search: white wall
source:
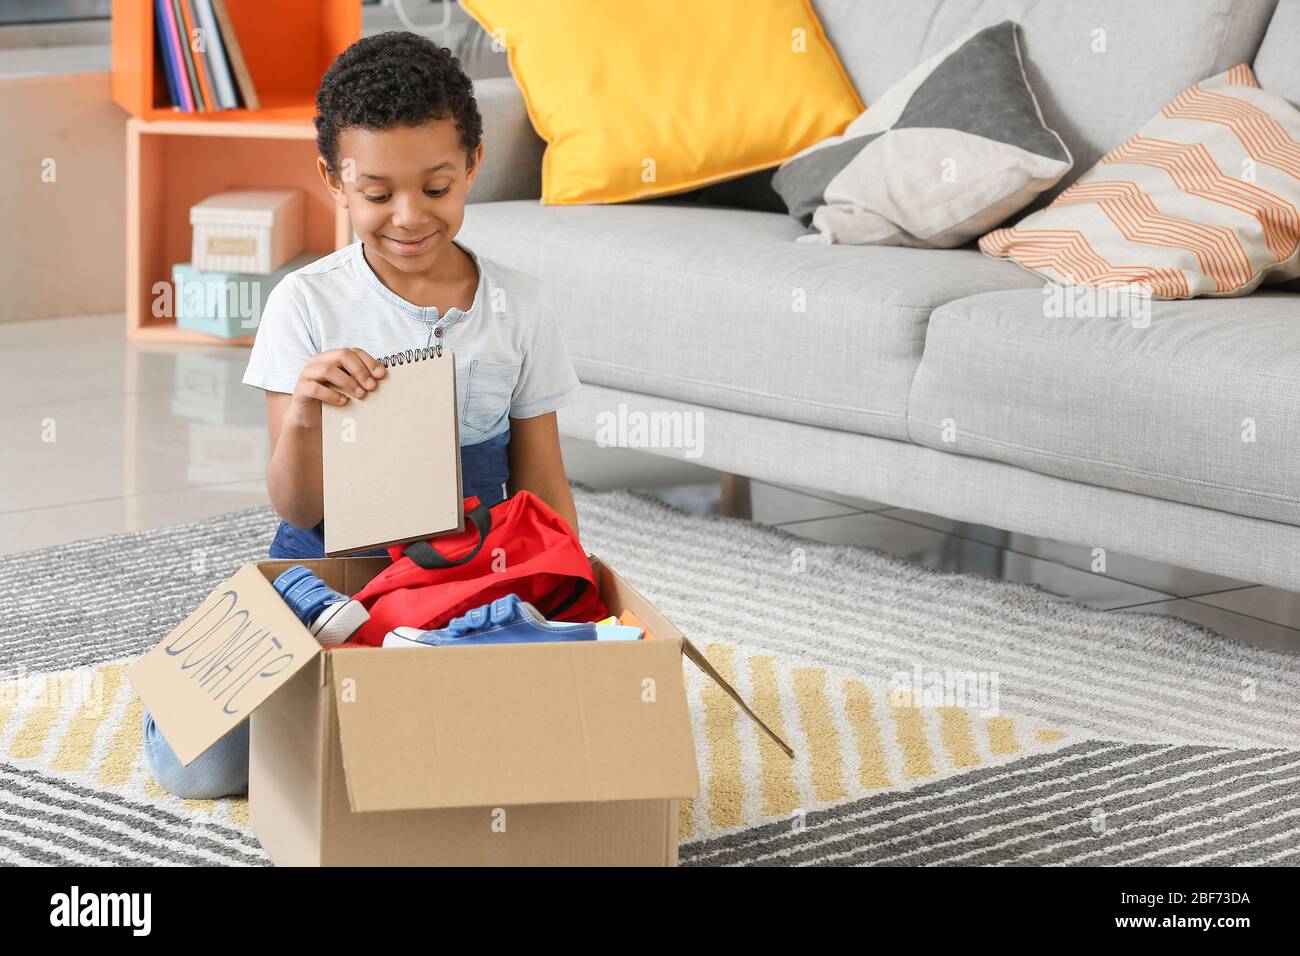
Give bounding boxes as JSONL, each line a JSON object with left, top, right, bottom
{"left": 0, "top": 71, "right": 126, "bottom": 323}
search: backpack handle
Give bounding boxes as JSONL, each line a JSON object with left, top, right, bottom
{"left": 403, "top": 501, "right": 494, "bottom": 569}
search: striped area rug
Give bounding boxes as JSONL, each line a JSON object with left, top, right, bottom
{"left": 677, "top": 642, "right": 1075, "bottom": 844}
{"left": 1, "top": 484, "right": 1298, "bottom": 865}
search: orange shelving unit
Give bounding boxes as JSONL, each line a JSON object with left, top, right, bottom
{"left": 126, "top": 118, "right": 353, "bottom": 343}
{"left": 111, "top": 0, "right": 361, "bottom": 122}
{"left": 114, "top": 1, "right": 360, "bottom": 343}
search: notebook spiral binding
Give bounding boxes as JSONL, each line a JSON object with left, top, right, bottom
{"left": 378, "top": 345, "right": 444, "bottom": 367}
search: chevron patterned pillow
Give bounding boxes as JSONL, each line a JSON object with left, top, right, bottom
{"left": 772, "top": 20, "right": 1072, "bottom": 248}
{"left": 981, "top": 64, "right": 1300, "bottom": 298}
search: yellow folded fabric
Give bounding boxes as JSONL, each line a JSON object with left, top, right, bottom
{"left": 462, "top": 0, "right": 863, "bottom": 204}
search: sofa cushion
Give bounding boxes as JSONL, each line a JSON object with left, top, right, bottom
{"left": 1255, "top": 0, "right": 1300, "bottom": 108}
{"left": 907, "top": 288, "right": 1300, "bottom": 524}
{"left": 774, "top": 21, "right": 1073, "bottom": 248}
{"left": 812, "top": 0, "right": 1279, "bottom": 204}
{"left": 459, "top": 201, "right": 1042, "bottom": 439}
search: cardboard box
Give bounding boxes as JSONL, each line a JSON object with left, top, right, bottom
{"left": 128, "top": 554, "right": 788, "bottom": 866}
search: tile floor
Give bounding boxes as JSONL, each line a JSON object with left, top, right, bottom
{"left": 3, "top": 314, "right": 1298, "bottom": 655}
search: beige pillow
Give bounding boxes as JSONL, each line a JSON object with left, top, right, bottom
{"left": 981, "top": 65, "right": 1300, "bottom": 298}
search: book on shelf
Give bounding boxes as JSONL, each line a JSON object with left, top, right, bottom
{"left": 155, "top": 0, "right": 194, "bottom": 112}
{"left": 152, "top": 0, "right": 258, "bottom": 112}
{"left": 210, "top": 0, "right": 260, "bottom": 111}
{"left": 194, "top": 0, "right": 239, "bottom": 109}
{"left": 170, "top": 0, "right": 204, "bottom": 111}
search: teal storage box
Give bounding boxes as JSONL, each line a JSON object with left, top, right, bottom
{"left": 173, "top": 253, "right": 316, "bottom": 338}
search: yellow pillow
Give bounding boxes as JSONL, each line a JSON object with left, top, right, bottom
{"left": 462, "top": 0, "right": 864, "bottom": 205}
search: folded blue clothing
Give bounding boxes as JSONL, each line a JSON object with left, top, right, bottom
{"left": 383, "top": 593, "right": 598, "bottom": 648}
{"left": 594, "top": 623, "right": 644, "bottom": 641}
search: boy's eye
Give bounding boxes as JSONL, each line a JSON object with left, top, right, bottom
{"left": 360, "top": 188, "right": 448, "bottom": 202}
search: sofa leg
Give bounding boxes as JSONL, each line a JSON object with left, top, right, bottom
{"left": 720, "top": 473, "right": 752, "bottom": 520}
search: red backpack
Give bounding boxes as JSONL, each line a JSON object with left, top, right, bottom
{"left": 349, "top": 491, "right": 608, "bottom": 646}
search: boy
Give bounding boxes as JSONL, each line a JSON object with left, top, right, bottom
{"left": 141, "top": 31, "right": 582, "bottom": 798}
{"left": 252, "top": 29, "right": 581, "bottom": 557}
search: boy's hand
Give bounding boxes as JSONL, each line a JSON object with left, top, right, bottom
{"left": 288, "top": 348, "right": 386, "bottom": 428}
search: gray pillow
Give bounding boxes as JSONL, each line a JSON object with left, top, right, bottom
{"left": 773, "top": 21, "right": 1072, "bottom": 247}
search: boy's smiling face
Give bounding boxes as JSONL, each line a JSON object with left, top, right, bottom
{"left": 319, "top": 117, "right": 484, "bottom": 276}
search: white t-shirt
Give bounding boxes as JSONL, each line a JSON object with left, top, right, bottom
{"left": 242, "top": 239, "right": 582, "bottom": 445}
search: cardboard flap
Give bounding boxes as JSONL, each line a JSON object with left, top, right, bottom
{"left": 589, "top": 556, "right": 794, "bottom": 759}
{"left": 679, "top": 637, "right": 794, "bottom": 759}
{"left": 329, "top": 640, "right": 699, "bottom": 812}
{"left": 127, "top": 564, "right": 324, "bottom": 766}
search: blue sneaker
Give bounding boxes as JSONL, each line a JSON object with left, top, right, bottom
{"left": 383, "top": 593, "right": 597, "bottom": 648}
{"left": 272, "top": 565, "right": 370, "bottom": 646}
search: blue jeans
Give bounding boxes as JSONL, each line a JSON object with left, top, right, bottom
{"left": 140, "top": 706, "right": 249, "bottom": 799}
{"left": 141, "top": 429, "right": 512, "bottom": 798}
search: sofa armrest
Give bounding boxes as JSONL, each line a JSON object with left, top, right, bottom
{"left": 470, "top": 75, "right": 545, "bottom": 203}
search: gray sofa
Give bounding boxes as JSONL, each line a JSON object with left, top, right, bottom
{"left": 459, "top": 0, "right": 1300, "bottom": 592}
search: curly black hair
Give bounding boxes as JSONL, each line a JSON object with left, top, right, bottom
{"left": 315, "top": 31, "right": 483, "bottom": 177}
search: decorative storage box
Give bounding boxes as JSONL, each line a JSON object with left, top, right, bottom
{"left": 173, "top": 253, "right": 316, "bottom": 339}
{"left": 190, "top": 189, "right": 306, "bottom": 273}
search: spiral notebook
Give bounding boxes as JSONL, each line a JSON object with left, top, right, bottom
{"left": 321, "top": 346, "right": 464, "bottom": 556}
